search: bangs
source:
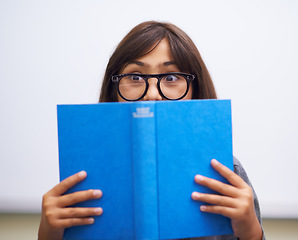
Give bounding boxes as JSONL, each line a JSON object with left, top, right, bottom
{"left": 113, "top": 24, "right": 167, "bottom": 75}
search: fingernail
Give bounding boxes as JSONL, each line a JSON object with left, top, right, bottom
{"left": 195, "top": 174, "right": 204, "bottom": 182}
{"left": 87, "top": 218, "right": 94, "bottom": 224}
{"left": 93, "top": 190, "right": 102, "bottom": 197}
{"left": 94, "top": 208, "right": 103, "bottom": 215}
{"left": 78, "top": 171, "right": 87, "bottom": 178}
{"left": 200, "top": 205, "right": 207, "bottom": 211}
{"left": 191, "top": 192, "right": 201, "bottom": 200}
{"left": 211, "top": 159, "right": 219, "bottom": 165}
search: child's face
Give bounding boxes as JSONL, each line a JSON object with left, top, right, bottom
{"left": 117, "top": 38, "right": 193, "bottom": 102}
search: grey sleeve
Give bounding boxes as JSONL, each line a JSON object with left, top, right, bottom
{"left": 233, "top": 157, "right": 266, "bottom": 240}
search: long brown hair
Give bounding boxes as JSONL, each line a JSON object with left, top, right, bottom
{"left": 99, "top": 21, "right": 217, "bottom": 102}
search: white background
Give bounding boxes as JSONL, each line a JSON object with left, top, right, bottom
{"left": 0, "top": 0, "right": 297, "bottom": 218}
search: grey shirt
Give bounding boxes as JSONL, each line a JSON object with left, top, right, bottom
{"left": 184, "top": 157, "right": 265, "bottom": 240}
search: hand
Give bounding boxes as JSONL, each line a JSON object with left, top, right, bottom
{"left": 191, "top": 159, "right": 263, "bottom": 240}
{"left": 38, "top": 171, "right": 103, "bottom": 240}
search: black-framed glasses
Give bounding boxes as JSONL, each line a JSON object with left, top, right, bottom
{"left": 111, "top": 72, "right": 195, "bottom": 101}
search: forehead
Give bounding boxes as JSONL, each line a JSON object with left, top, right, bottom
{"left": 136, "top": 38, "right": 173, "bottom": 62}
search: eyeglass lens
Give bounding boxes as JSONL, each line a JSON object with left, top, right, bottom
{"left": 118, "top": 74, "right": 188, "bottom": 100}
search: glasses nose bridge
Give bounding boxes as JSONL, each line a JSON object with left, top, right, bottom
{"left": 145, "top": 74, "right": 162, "bottom": 84}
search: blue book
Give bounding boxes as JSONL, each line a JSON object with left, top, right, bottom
{"left": 57, "top": 99, "right": 234, "bottom": 240}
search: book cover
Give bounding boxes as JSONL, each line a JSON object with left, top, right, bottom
{"left": 57, "top": 99, "right": 234, "bottom": 240}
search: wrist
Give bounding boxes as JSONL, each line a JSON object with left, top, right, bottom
{"left": 38, "top": 223, "right": 63, "bottom": 240}
{"left": 238, "top": 222, "right": 263, "bottom": 240}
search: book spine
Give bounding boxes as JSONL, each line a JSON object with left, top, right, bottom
{"left": 131, "top": 102, "right": 159, "bottom": 240}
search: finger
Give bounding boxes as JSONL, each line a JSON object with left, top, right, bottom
{"left": 59, "top": 207, "right": 103, "bottom": 219}
{"left": 194, "top": 174, "right": 238, "bottom": 197}
{"left": 57, "top": 217, "right": 96, "bottom": 228}
{"left": 211, "top": 159, "right": 246, "bottom": 188}
{"left": 191, "top": 192, "right": 236, "bottom": 208}
{"left": 58, "top": 189, "right": 102, "bottom": 207}
{"left": 200, "top": 204, "right": 237, "bottom": 218}
{"left": 49, "top": 171, "right": 87, "bottom": 196}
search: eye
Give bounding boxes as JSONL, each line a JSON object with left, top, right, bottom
{"left": 129, "top": 75, "right": 143, "bottom": 81}
{"left": 164, "top": 74, "right": 179, "bottom": 81}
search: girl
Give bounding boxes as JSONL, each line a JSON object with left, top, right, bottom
{"left": 38, "top": 21, "right": 265, "bottom": 240}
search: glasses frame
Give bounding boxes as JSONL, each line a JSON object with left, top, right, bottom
{"left": 111, "top": 72, "right": 195, "bottom": 101}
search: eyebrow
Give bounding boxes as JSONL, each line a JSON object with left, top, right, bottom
{"left": 126, "top": 60, "right": 177, "bottom": 67}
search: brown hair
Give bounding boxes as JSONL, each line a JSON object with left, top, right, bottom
{"left": 99, "top": 21, "right": 217, "bottom": 102}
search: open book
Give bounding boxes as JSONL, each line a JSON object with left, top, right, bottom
{"left": 57, "top": 100, "right": 234, "bottom": 240}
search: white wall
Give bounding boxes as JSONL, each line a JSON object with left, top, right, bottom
{"left": 0, "top": 0, "right": 297, "bottom": 218}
